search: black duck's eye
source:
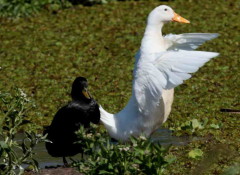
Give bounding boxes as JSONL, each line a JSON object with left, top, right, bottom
{"left": 164, "top": 8, "right": 168, "bottom": 11}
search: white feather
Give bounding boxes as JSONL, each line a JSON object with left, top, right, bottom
{"left": 134, "top": 50, "right": 219, "bottom": 114}
{"left": 165, "top": 33, "right": 219, "bottom": 51}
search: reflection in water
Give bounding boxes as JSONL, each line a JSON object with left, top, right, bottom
{"left": 14, "top": 134, "right": 69, "bottom": 168}
{"left": 151, "top": 128, "right": 198, "bottom": 145}
{"left": 32, "top": 141, "right": 64, "bottom": 168}
{"left": 14, "top": 128, "right": 202, "bottom": 168}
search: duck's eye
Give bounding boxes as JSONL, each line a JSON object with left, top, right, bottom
{"left": 164, "top": 8, "right": 168, "bottom": 11}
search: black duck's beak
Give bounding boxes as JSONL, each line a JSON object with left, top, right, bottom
{"left": 82, "top": 88, "right": 91, "bottom": 99}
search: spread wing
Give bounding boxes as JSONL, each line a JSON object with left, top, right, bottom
{"left": 134, "top": 33, "right": 219, "bottom": 75}
{"left": 133, "top": 50, "right": 219, "bottom": 115}
{"left": 164, "top": 33, "right": 219, "bottom": 51}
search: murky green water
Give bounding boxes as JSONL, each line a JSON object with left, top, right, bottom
{"left": 151, "top": 128, "right": 202, "bottom": 145}
{"left": 12, "top": 134, "right": 64, "bottom": 168}
{"left": 13, "top": 128, "right": 202, "bottom": 168}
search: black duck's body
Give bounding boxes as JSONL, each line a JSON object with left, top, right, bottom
{"left": 44, "top": 77, "right": 100, "bottom": 159}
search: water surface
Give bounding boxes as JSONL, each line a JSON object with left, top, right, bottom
{"left": 14, "top": 128, "right": 202, "bottom": 168}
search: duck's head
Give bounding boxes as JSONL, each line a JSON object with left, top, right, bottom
{"left": 71, "top": 76, "right": 92, "bottom": 101}
{"left": 147, "top": 5, "right": 190, "bottom": 25}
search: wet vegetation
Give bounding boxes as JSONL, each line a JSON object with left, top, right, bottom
{"left": 0, "top": 89, "right": 47, "bottom": 174}
{"left": 0, "top": 0, "right": 239, "bottom": 174}
{"left": 73, "top": 125, "right": 174, "bottom": 175}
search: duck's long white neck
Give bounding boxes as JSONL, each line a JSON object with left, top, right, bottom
{"left": 140, "top": 22, "right": 165, "bottom": 53}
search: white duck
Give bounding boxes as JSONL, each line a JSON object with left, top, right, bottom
{"left": 100, "top": 5, "right": 219, "bottom": 141}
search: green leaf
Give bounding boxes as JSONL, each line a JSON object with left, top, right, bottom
{"left": 165, "top": 155, "right": 177, "bottom": 164}
{"left": 0, "top": 141, "right": 9, "bottom": 149}
{"left": 99, "top": 170, "right": 111, "bottom": 174}
{"left": 188, "top": 149, "right": 203, "bottom": 159}
{"left": 191, "top": 119, "right": 203, "bottom": 129}
{"left": 210, "top": 123, "right": 220, "bottom": 129}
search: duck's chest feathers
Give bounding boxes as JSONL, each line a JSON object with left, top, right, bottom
{"left": 138, "top": 89, "right": 174, "bottom": 132}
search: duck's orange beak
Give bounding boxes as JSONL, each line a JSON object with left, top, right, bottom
{"left": 172, "top": 12, "right": 190, "bottom": 23}
{"left": 82, "top": 88, "right": 91, "bottom": 99}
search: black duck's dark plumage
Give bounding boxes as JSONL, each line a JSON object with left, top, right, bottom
{"left": 44, "top": 77, "right": 100, "bottom": 163}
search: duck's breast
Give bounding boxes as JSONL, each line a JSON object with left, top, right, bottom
{"left": 143, "top": 88, "right": 174, "bottom": 133}
{"left": 161, "top": 88, "right": 174, "bottom": 123}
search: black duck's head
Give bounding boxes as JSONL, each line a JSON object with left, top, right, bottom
{"left": 71, "top": 77, "right": 91, "bottom": 101}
